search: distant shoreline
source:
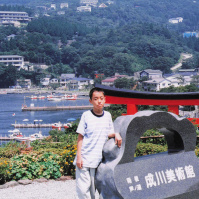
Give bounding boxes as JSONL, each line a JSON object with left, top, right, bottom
{"left": 0, "top": 88, "right": 89, "bottom": 96}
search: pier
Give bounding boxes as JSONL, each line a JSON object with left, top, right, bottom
{"left": 11, "top": 123, "right": 53, "bottom": 128}
{"left": 22, "top": 104, "right": 110, "bottom": 111}
{"left": 0, "top": 137, "right": 14, "bottom": 141}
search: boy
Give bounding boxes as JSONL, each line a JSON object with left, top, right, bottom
{"left": 74, "top": 87, "right": 122, "bottom": 199}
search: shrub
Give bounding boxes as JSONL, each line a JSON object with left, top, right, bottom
{"left": 10, "top": 152, "right": 62, "bottom": 180}
{"left": 135, "top": 143, "right": 167, "bottom": 157}
{"left": 0, "top": 158, "right": 11, "bottom": 185}
{"left": 139, "top": 129, "right": 166, "bottom": 145}
{"left": 59, "top": 144, "right": 77, "bottom": 178}
{"left": 0, "top": 142, "right": 26, "bottom": 158}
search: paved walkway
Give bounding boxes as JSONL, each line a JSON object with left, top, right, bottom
{"left": 0, "top": 180, "right": 100, "bottom": 199}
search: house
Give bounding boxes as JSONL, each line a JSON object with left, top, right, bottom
{"left": 169, "top": 17, "right": 183, "bottom": 24}
{"left": 60, "top": 74, "right": 76, "bottom": 87}
{"left": 60, "top": 3, "right": 69, "bottom": 9}
{"left": 80, "top": 0, "right": 98, "bottom": 6}
{"left": 77, "top": 6, "right": 92, "bottom": 12}
{"left": 142, "top": 78, "right": 172, "bottom": 91}
{"left": 6, "top": 34, "right": 16, "bottom": 41}
{"left": 134, "top": 69, "right": 163, "bottom": 80}
{"left": 0, "top": 11, "right": 31, "bottom": 27}
{"left": 68, "top": 77, "right": 94, "bottom": 90}
{"left": 40, "top": 78, "right": 50, "bottom": 86}
{"left": 16, "top": 79, "right": 31, "bottom": 89}
{"left": 50, "top": 78, "right": 59, "bottom": 84}
{"left": 99, "top": 3, "right": 108, "bottom": 8}
{"left": 178, "top": 68, "right": 199, "bottom": 74}
{"left": 183, "top": 32, "right": 199, "bottom": 38}
{"left": 101, "top": 77, "right": 117, "bottom": 86}
{"left": 165, "top": 73, "right": 194, "bottom": 87}
{"left": 51, "top": 4, "right": 56, "bottom": 9}
{"left": 0, "top": 55, "right": 24, "bottom": 69}
{"left": 57, "top": 11, "right": 65, "bottom": 15}
{"left": 101, "top": 73, "right": 129, "bottom": 86}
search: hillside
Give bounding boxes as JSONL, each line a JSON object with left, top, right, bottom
{"left": 0, "top": 0, "right": 199, "bottom": 86}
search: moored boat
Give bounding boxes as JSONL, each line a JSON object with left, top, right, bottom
{"left": 52, "top": 122, "right": 62, "bottom": 130}
{"left": 62, "top": 94, "right": 77, "bottom": 100}
{"left": 0, "top": 90, "right": 7, "bottom": 94}
{"left": 38, "top": 95, "right": 45, "bottom": 99}
{"left": 48, "top": 97, "right": 62, "bottom": 101}
{"left": 8, "top": 129, "right": 23, "bottom": 138}
{"left": 30, "top": 95, "right": 37, "bottom": 99}
{"left": 63, "top": 122, "right": 72, "bottom": 129}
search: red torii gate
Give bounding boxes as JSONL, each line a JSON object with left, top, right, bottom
{"left": 95, "top": 84, "right": 199, "bottom": 126}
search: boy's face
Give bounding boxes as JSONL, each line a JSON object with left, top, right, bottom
{"left": 89, "top": 91, "right": 105, "bottom": 112}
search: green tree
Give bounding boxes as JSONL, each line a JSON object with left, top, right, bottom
{"left": 114, "top": 78, "right": 130, "bottom": 89}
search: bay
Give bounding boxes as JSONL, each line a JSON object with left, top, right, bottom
{"left": 0, "top": 93, "right": 90, "bottom": 140}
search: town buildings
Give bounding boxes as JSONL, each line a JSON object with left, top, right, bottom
{"left": 60, "top": 74, "right": 93, "bottom": 90}
{"left": 80, "top": 0, "right": 98, "bottom": 7}
{"left": 134, "top": 69, "right": 163, "bottom": 80}
{"left": 0, "top": 55, "right": 25, "bottom": 69}
{"left": 169, "top": 17, "right": 183, "bottom": 24}
{"left": 0, "top": 11, "right": 31, "bottom": 27}
{"left": 77, "top": 5, "right": 92, "bottom": 12}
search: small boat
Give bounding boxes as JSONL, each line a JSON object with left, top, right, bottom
{"left": 47, "top": 93, "right": 60, "bottom": 98}
{"left": 63, "top": 123, "right": 72, "bottom": 129}
{"left": 48, "top": 97, "right": 62, "bottom": 101}
{"left": 15, "top": 131, "right": 45, "bottom": 142}
{"left": 30, "top": 131, "right": 44, "bottom": 139}
{"left": 62, "top": 94, "right": 77, "bottom": 100}
{"left": 30, "top": 95, "right": 37, "bottom": 99}
{"left": 0, "top": 90, "right": 7, "bottom": 94}
{"left": 38, "top": 95, "right": 45, "bottom": 99}
{"left": 9, "top": 129, "right": 23, "bottom": 138}
{"left": 52, "top": 122, "right": 62, "bottom": 130}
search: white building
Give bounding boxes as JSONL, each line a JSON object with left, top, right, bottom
{"left": 134, "top": 69, "right": 163, "bottom": 80}
{"left": 169, "top": 17, "right": 183, "bottom": 24}
{"left": 68, "top": 77, "right": 94, "bottom": 90}
{"left": 17, "top": 79, "right": 31, "bottom": 89}
{"left": 40, "top": 78, "right": 50, "bottom": 86}
{"left": 60, "top": 74, "right": 76, "bottom": 87}
{"left": 142, "top": 78, "right": 172, "bottom": 91}
{"left": 60, "top": 3, "right": 69, "bottom": 9}
{"left": 0, "top": 55, "right": 24, "bottom": 69}
{"left": 0, "top": 11, "right": 31, "bottom": 27}
{"left": 77, "top": 6, "right": 91, "bottom": 12}
{"left": 80, "top": 0, "right": 98, "bottom": 6}
{"left": 166, "top": 74, "right": 192, "bottom": 87}
{"left": 57, "top": 11, "right": 65, "bottom": 15}
{"left": 51, "top": 4, "right": 56, "bottom": 10}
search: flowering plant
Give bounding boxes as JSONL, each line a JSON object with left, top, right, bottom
{"left": 0, "top": 157, "right": 11, "bottom": 184}
{"left": 10, "top": 152, "right": 62, "bottom": 180}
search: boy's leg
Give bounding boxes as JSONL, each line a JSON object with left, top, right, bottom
{"left": 76, "top": 166, "right": 94, "bottom": 199}
{"left": 89, "top": 168, "right": 96, "bottom": 199}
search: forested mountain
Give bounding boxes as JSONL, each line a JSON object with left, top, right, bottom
{"left": 1, "top": 0, "right": 199, "bottom": 85}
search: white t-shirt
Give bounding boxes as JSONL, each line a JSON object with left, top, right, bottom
{"left": 74, "top": 110, "right": 114, "bottom": 168}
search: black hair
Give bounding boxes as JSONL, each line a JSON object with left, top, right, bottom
{"left": 89, "top": 87, "right": 105, "bottom": 99}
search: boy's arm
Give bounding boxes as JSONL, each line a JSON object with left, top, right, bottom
{"left": 108, "top": 133, "right": 122, "bottom": 148}
{"left": 76, "top": 134, "right": 84, "bottom": 169}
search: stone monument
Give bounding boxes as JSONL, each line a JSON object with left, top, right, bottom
{"left": 95, "top": 111, "right": 199, "bottom": 199}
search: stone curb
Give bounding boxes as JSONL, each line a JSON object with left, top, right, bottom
{"left": 0, "top": 176, "right": 74, "bottom": 189}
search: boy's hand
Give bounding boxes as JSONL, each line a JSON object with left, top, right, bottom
{"left": 115, "top": 133, "right": 122, "bottom": 148}
{"left": 76, "top": 156, "right": 83, "bottom": 169}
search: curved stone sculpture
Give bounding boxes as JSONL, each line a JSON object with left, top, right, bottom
{"left": 95, "top": 111, "right": 199, "bottom": 199}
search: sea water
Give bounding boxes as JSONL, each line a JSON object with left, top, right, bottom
{"left": 0, "top": 93, "right": 90, "bottom": 141}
